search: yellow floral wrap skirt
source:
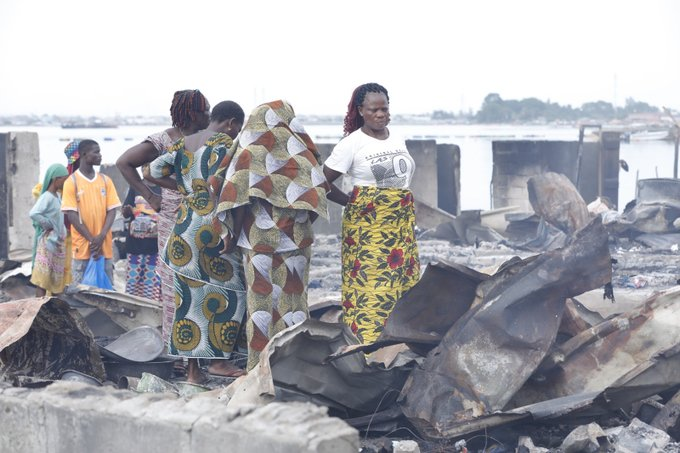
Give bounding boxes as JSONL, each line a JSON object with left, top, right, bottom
{"left": 341, "top": 186, "right": 420, "bottom": 344}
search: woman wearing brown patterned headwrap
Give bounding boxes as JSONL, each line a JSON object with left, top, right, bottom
{"left": 216, "top": 100, "right": 330, "bottom": 371}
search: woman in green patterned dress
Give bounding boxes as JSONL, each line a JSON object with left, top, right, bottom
{"left": 149, "top": 100, "right": 246, "bottom": 383}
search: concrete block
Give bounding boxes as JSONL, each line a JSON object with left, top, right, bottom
{"left": 100, "top": 163, "right": 127, "bottom": 204}
{"left": 0, "top": 132, "right": 40, "bottom": 261}
{"left": 193, "top": 402, "right": 359, "bottom": 453}
{"left": 0, "top": 389, "right": 47, "bottom": 453}
{"left": 0, "top": 381, "right": 359, "bottom": 453}
{"left": 408, "top": 139, "right": 438, "bottom": 208}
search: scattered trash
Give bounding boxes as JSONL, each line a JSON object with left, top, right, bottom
{"left": 0, "top": 297, "right": 104, "bottom": 380}
{"left": 559, "top": 422, "right": 610, "bottom": 453}
{"left": 102, "top": 357, "right": 175, "bottom": 383}
{"left": 135, "top": 372, "right": 178, "bottom": 394}
{"left": 99, "top": 325, "right": 164, "bottom": 362}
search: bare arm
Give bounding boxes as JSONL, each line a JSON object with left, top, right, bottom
{"left": 116, "top": 141, "right": 162, "bottom": 211}
{"left": 90, "top": 209, "right": 117, "bottom": 258}
{"left": 220, "top": 205, "right": 246, "bottom": 254}
{"left": 65, "top": 210, "right": 95, "bottom": 243}
{"left": 323, "top": 166, "right": 350, "bottom": 206}
{"left": 143, "top": 168, "right": 178, "bottom": 191}
{"left": 99, "top": 209, "right": 117, "bottom": 238}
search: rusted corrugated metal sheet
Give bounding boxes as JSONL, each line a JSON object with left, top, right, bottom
{"left": 325, "top": 261, "right": 488, "bottom": 361}
{"left": 228, "top": 320, "right": 417, "bottom": 416}
{"left": 381, "top": 261, "right": 487, "bottom": 347}
{"left": 0, "top": 297, "right": 104, "bottom": 380}
{"left": 64, "top": 288, "right": 162, "bottom": 332}
{"left": 512, "top": 286, "right": 680, "bottom": 408}
{"left": 399, "top": 218, "right": 612, "bottom": 440}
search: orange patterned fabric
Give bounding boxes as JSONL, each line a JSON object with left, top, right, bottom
{"left": 216, "top": 100, "right": 329, "bottom": 224}
{"left": 242, "top": 247, "right": 311, "bottom": 370}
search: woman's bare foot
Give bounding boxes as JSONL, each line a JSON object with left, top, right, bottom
{"left": 186, "top": 359, "right": 209, "bottom": 384}
{"left": 208, "top": 360, "right": 246, "bottom": 377}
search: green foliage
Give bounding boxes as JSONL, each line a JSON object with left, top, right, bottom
{"left": 428, "top": 93, "right": 662, "bottom": 123}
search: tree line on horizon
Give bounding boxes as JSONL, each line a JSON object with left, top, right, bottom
{"left": 0, "top": 93, "right": 667, "bottom": 126}
{"left": 431, "top": 93, "right": 662, "bottom": 123}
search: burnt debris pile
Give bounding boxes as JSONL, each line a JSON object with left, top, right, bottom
{"left": 4, "top": 172, "right": 680, "bottom": 451}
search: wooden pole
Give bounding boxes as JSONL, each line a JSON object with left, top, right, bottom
{"left": 675, "top": 132, "right": 680, "bottom": 179}
{"left": 663, "top": 107, "right": 680, "bottom": 179}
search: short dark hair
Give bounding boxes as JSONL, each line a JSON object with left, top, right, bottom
{"left": 77, "top": 139, "right": 99, "bottom": 155}
{"left": 211, "top": 100, "right": 245, "bottom": 124}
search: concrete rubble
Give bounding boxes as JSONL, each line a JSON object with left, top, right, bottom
{"left": 0, "top": 381, "right": 359, "bottom": 453}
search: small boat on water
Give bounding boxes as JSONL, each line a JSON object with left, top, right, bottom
{"left": 61, "top": 121, "right": 118, "bottom": 129}
{"left": 628, "top": 129, "right": 671, "bottom": 141}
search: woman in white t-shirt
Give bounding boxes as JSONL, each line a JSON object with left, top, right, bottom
{"left": 323, "top": 83, "right": 421, "bottom": 344}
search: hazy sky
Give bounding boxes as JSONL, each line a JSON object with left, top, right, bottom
{"left": 1, "top": 0, "right": 678, "bottom": 117}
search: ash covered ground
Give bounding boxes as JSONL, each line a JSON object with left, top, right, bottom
{"left": 306, "top": 234, "right": 680, "bottom": 452}
{"left": 307, "top": 234, "right": 680, "bottom": 309}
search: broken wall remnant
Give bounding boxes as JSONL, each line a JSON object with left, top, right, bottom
{"left": 407, "top": 139, "right": 439, "bottom": 210}
{"left": 492, "top": 135, "right": 620, "bottom": 212}
{"left": 399, "top": 217, "right": 612, "bottom": 440}
{"left": 0, "top": 381, "right": 360, "bottom": 453}
{"left": 99, "top": 163, "right": 128, "bottom": 208}
{"left": 436, "top": 144, "right": 461, "bottom": 216}
{"left": 615, "top": 178, "right": 680, "bottom": 234}
{"left": 0, "top": 132, "right": 40, "bottom": 261}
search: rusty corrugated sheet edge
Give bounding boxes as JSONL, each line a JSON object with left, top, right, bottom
{"left": 399, "top": 217, "right": 612, "bottom": 439}
{"left": 0, "top": 297, "right": 51, "bottom": 351}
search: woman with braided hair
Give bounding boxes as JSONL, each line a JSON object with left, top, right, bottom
{"left": 323, "top": 83, "right": 420, "bottom": 344}
{"left": 116, "top": 90, "right": 210, "bottom": 344}
{"left": 149, "top": 100, "right": 247, "bottom": 382}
